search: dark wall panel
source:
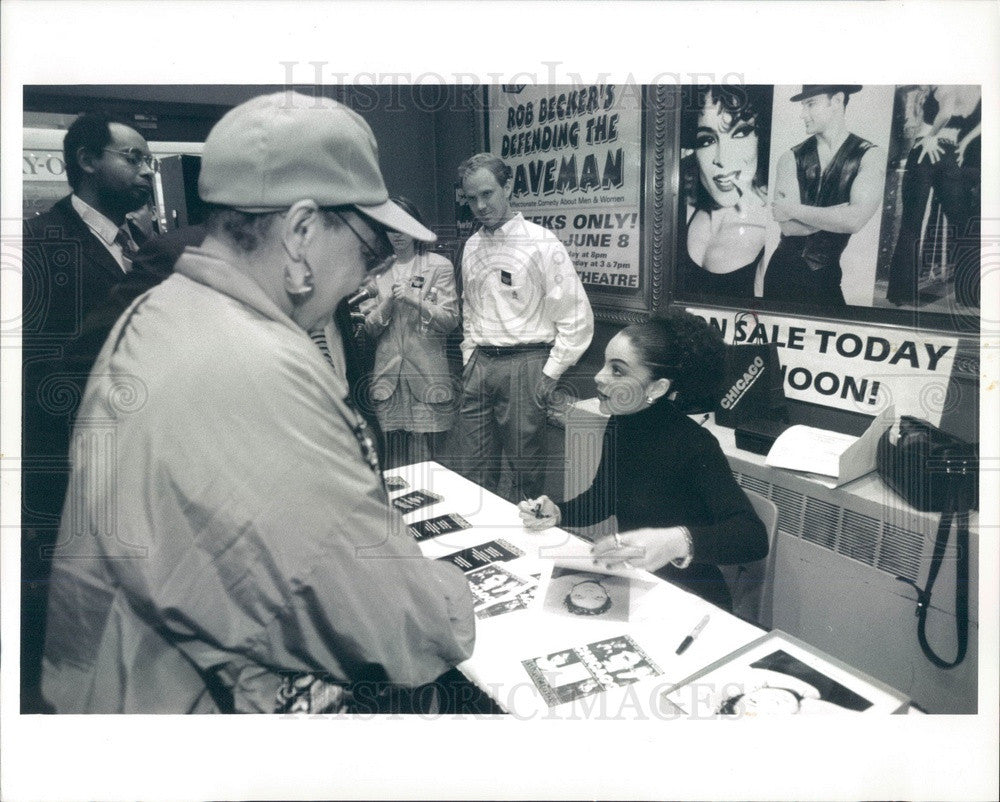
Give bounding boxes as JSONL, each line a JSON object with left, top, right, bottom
{"left": 24, "top": 84, "right": 468, "bottom": 231}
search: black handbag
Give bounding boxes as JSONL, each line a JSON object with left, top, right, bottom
{"left": 876, "top": 416, "right": 978, "bottom": 513}
{"left": 876, "top": 417, "right": 978, "bottom": 669}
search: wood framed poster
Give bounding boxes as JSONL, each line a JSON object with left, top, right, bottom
{"left": 485, "top": 83, "right": 673, "bottom": 323}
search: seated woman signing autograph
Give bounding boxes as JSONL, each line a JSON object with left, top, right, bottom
{"left": 519, "top": 311, "right": 768, "bottom": 610}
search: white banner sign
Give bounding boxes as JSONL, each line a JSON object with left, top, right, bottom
{"left": 687, "top": 308, "right": 959, "bottom": 424}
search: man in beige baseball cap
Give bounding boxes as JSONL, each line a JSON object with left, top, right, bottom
{"left": 199, "top": 91, "right": 436, "bottom": 241}
{"left": 197, "top": 90, "right": 436, "bottom": 331}
{"left": 41, "top": 92, "right": 476, "bottom": 714}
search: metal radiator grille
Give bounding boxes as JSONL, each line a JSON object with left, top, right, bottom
{"left": 736, "top": 472, "right": 771, "bottom": 498}
{"left": 770, "top": 485, "right": 806, "bottom": 537}
{"left": 733, "top": 470, "right": 924, "bottom": 583}
{"left": 802, "top": 498, "right": 840, "bottom": 550}
{"left": 878, "top": 523, "right": 924, "bottom": 582}
{"left": 839, "top": 510, "right": 881, "bottom": 567}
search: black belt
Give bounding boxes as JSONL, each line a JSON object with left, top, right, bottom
{"left": 476, "top": 343, "right": 553, "bottom": 358}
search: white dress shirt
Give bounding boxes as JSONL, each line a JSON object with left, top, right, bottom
{"left": 460, "top": 212, "right": 594, "bottom": 380}
{"left": 71, "top": 194, "right": 133, "bottom": 273}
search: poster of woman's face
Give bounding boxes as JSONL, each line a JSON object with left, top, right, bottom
{"left": 876, "top": 85, "right": 982, "bottom": 317}
{"left": 676, "top": 85, "right": 773, "bottom": 301}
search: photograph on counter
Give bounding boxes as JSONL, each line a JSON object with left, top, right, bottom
{"left": 407, "top": 512, "right": 472, "bottom": 542}
{"left": 760, "top": 84, "right": 893, "bottom": 309}
{"left": 539, "top": 565, "right": 638, "bottom": 622}
{"left": 660, "top": 630, "right": 909, "bottom": 717}
{"left": 522, "top": 634, "right": 662, "bottom": 707}
{"left": 390, "top": 488, "right": 444, "bottom": 514}
{"left": 676, "top": 84, "right": 773, "bottom": 302}
{"left": 876, "top": 85, "right": 981, "bottom": 312}
{"left": 437, "top": 539, "right": 525, "bottom": 572}
{"left": 477, "top": 585, "right": 539, "bottom": 620}
{"left": 466, "top": 563, "right": 538, "bottom": 612}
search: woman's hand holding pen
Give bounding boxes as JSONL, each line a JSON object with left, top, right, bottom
{"left": 517, "top": 495, "right": 560, "bottom": 530}
{"left": 591, "top": 527, "right": 691, "bottom": 572}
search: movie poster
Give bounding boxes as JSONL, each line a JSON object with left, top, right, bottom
{"left": 487, "top": 84, "right": 643, "bottom": 293}
{"left": 759, "top": 84, "right": 894, "bottom": 309}
{"left": 873, "top": 85, "right": 982, "bottom": 313}
{"left": 674, "top": 84, "right": 916, "bottom": 313}
{"left": 674, "top": 84, "right": 774, "bottom": 304}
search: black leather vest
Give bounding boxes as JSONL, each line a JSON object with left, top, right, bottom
{"left": 784, "top": 132, "right": 875, "bottom": 271}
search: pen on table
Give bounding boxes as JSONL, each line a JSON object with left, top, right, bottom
{"left": 698, "top": 413, "right": 710, "bottom": 426}
{"left": 675, "top": 614, "right": 710, "bottom": 655}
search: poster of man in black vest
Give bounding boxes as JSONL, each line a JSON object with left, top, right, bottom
{"left": 762, "top": 85, "right": 887, "bottom": 308}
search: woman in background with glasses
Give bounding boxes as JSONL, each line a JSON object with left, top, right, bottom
{"left": 361, "top": 196, "right": 459, "bottom": 468}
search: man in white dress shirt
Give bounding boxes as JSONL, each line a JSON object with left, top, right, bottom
{"left": 449, "top": 152, "right": 594, "bottom": 500}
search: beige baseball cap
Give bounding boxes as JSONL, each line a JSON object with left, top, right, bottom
{"left": 198, "top": 91, "right": 435, "bottom": 243}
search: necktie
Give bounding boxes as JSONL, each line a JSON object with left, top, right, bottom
{"left": 114, "top": 227, "right": 138, "bottom": 272}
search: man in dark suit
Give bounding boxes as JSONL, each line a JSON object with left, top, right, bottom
{"left": 21, "top": 113, "right": 156, "bottom": 711}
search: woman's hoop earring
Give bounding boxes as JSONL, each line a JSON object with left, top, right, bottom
{"left": 284, "top": 261, "right": 315, "bottom": 305}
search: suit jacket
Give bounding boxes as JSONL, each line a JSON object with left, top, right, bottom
{"left": 67, "top": 223, "right": 207, "bottom": 370}
{"left": 362, "top": 251, "right": 459, "bottom": 403}
{"left": 22, "top": 195, "right": 137, "bottom": 355}
{"left": 22, "top": 196, "right": 145, "bottom": 518}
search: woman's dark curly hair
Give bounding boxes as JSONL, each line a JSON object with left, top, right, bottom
{"left": 620, "top": 309, "right": 726, "bottom": 412}
{"left": 680, "top": 84, "right": 773, "bottom": 212}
